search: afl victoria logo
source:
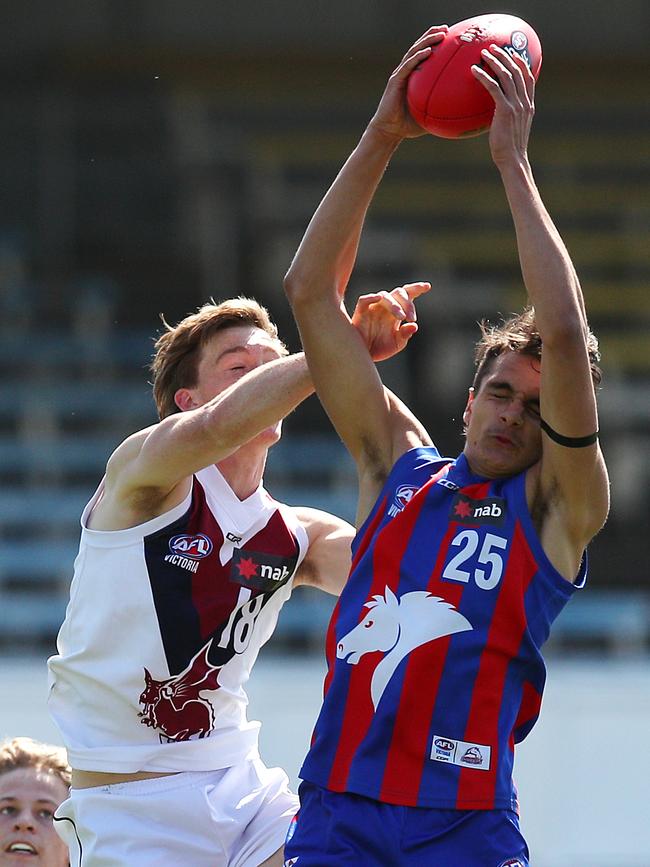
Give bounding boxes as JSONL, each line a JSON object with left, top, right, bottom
{"left": 388, "top": 484, "right": 419, "bottom": 517}
{"left": 169, "top": 533, "right": 213, "bottom": 559}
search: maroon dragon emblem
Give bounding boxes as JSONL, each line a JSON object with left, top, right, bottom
{"left": 138, "top": 641, "right": 221, "bottom": 742}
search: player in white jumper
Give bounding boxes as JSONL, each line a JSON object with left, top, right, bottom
{"left": 48, "top": 295, "right": 422, "bottom": 867}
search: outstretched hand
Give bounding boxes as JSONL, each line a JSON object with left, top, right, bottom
{"left": 368, "top": 26, "right": 448, "bottom": 143}
{"left": 351, "top": 282, "right": 431, "bottom": 362}
{"left": 471, "top": 44, "right": 535, "bottom": 168}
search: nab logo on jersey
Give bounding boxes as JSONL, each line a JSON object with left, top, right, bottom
{"left": 450, "top": 494, "right": 506, "bottom": 527}
{"left": 169, "top": 533, "right": 213, "bottom": 559}
{"left": 230, "top": 547, "right": 297, "bottom": 593}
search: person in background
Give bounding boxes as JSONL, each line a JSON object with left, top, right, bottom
{"left": 0, "top": 737, "right": 70, "bottom": 867}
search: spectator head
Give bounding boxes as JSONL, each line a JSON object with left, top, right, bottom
{"left": 0, "top": 737, "right": 70, "bottom": 866}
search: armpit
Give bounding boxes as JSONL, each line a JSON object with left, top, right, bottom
{"left": 296, "top": 555, "right": 318, "bottom": 587}
{"left": 359, "top": 434, "right": 392, "bottom": 485}
{"left": 529, "top": 476, "right": 561, "bottom": 535}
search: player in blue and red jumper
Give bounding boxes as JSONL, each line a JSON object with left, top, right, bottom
{"left": 283, "top": 26, "right": 609, "bottom": 867}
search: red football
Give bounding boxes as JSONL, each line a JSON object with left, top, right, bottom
{"left": 407, "top": 14, "right": 542, "bottom": 139}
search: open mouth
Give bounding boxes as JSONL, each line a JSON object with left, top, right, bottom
{"left": 336, "top": 645, "right": 361, "bottom": 664}
{"left": 6, "top": 842, "right": 37, "bottom": 856}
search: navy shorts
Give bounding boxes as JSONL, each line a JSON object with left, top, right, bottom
{"left": 284, "top": 781, "right": 530, "bottom": 867}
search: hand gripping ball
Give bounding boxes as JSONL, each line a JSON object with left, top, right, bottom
{"left": 407, "top": 14, "right": 542, "bottom": 139}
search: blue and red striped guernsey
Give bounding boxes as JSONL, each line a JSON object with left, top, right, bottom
{"left": 300, "top": 446, "right": 586, "bottom": 810}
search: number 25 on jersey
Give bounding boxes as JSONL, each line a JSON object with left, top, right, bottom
{"left": 442, "top": 530, "right": 508, "bottom": 590}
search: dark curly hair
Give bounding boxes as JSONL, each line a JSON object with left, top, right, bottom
{"left": 472, "top": 307, "right": 602, "bottom": 394}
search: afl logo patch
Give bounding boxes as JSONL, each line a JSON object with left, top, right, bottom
{"left": 388, "top": 484, "right": 419, "bottom": 517}
{"left": 169, "top": 533, "right": 213, "bottom": 559}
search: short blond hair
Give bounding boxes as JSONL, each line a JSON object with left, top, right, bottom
{"left": 151, "top": 297, "right": 286, "bottom": 419}
{"left": 0, "top": 737, "right": 71, "bottom": 791}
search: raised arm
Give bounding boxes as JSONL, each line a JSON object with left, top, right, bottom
{"left": 100, "top": 286, "right": 430, "bottom": 531}
{"left": 284, "top": 27, "right": 446, "bottom": 511}
{"left": 292, "top": 506, "right": 355, "bottom": 595}
{"left": 473, "top": 46, "right": 609, "bottom": 562}
{"left": 102, "top": 350, "right": 314, "bottom": 520}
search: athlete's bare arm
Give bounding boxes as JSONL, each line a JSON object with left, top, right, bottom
{"left": 91, "top": 282, "right": 429, "bottom": 532}
{"left": 289, "top": 290, "right": 439, "bottom": 592}
{"left": 284, "top": 27, "right": 446, "bottom": 524}
{"left": 474, "top": 47, "right": 609, "bottom": 580}
{"left": 292, "top": 507, "right": 355, "bottom": 595}
{"left": 259, "top": 847, "right": 285, "bottom": 867}
{"left": 93, "top": 351, "right": 315, "bottom": 529}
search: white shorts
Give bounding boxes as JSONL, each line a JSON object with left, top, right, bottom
{"left": 53, "top": 757, "right": 299, "bottom": 867}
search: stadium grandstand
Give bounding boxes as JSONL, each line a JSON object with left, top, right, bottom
{"left": 1, "top": 1, "right": 648, "bottom": 654}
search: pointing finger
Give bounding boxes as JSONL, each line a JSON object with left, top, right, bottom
{"left": 403, "top": 282, "right": 432, "bottom": 300}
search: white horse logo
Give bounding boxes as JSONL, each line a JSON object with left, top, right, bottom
{"left": 337, "top": 587, "right": 472, "bottom": 709}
